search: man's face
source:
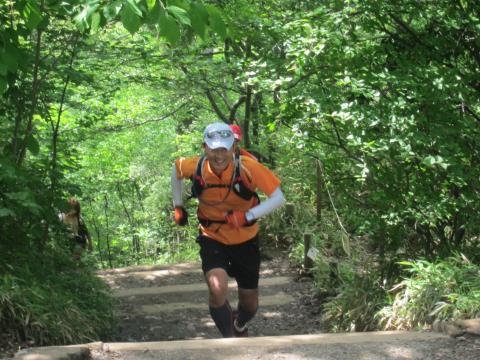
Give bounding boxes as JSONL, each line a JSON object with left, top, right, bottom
{"left": 204, "top": 144, "right": 235, "bottom": 174}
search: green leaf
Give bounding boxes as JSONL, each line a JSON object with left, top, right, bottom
{"left": 422, "top": 155, "right": 436, "bottom": 166}
{"left": 0, "top": 160, "right": 16, "bottom": 180}
{"left": 167, "top": 5, "right": 190, "bottom": 26}
{"left": 0, "top": 208, "right": 15, "bottom": 218}
{"left": 23, "top": 0, "right": 44, "bottom": 30}
{"left": 6, "top": 191, "right": 30, "bottom": 202}
{"left": 103, "top": 0, "right": 123, "bottom": 20}
{"left": 159, "top": 13, "right": 180, "bottom": 44}
{"left": 166, "top": 0, "right": 188, "bottom": 7}
{"left": 90, "top": 12, "right": 101, "bottom": 34}
{"left": 190, "top": 2, "right": 208, "bottom": 39}
{"left": 125, "top": 0, "right": 143, "bottom": 17}
{"left": 146, "top": 0, "right": 156, "bottom": 11}
{"left": 74, "top": 2, "right": 100, "bottom": 31}
{"left": 0, "top": 63, "right": 7, "bottom": 76}
{"left": 74, "top": 6, "right": 89, "bottom": 31}
{"left": 341, "top": 231, "right": 351, "bottom": 257}
{"left": 121, "top": 3, "right": 142, "bottom": 34}
{"left": 397, "top": 261, "right": 415, "bottom": 267}
{"left": 27, "top": 134, "right": 40, "bottom": 155}
{"left": 5, "top": 192, "right": 42, "bottom": 215}
{"left": 205, "top": 5, "right": 226, "bottom": 40}
{"left": 146, "top": 1, "right": 161, "bottom": 23}
{"left": 267, "top": 122, "right": 276, "bottom": 131}
{"left": 0, "top": 76, "right": 7, "bottom": 95}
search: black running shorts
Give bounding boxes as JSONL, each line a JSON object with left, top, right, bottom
{"left": 197, "top": 235, "right": 260, "bottom": 289}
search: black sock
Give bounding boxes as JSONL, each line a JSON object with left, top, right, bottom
{"left": 209, "top": 300, "right": 233, "bottom": 337}
{"left": 236, "top": 304, "right": 257, "bottom": 328}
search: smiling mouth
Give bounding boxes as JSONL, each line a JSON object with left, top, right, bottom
{"left": 213, "top": 157, "right": 226, "bottom": 164}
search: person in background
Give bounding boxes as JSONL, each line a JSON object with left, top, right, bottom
{"left": 229, "top": 124, "right": 258, "bottom": 161}
{"left": 171, "top": 122, "right": 285, "bottom": 337}
{"left": 59, "top": 198, "right": 93, "bottom": 259}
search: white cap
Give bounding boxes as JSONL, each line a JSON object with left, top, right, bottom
{"left": 203, "top": 122, "right": 235, "bottom": 150}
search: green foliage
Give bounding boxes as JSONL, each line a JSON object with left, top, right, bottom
{"left": 322, "top": 255, "right": 480, "bottom": 333}
{"left": 378, "top": 255, "right": 480, "bottom": 330}
{"left": 0, "top": 156, "right": 58, "bottom": 253}
{"left": 2, "top": 0, "right": 480, "bottom": 341}
{"left": 0, "top": 249, "right": 114, "bottom": 345}
{"left": 322, "top": 270, "right": 387, "bottom": 332}
{"left": 121, "top": 1, "right": 142, "bottom": 35}
{"left": 71, "top": 75, "right": 204, "bottom": 266}
{"left": 71, "top": 0, "right": 226, "bottom": 43}
{"left": 267, "top": 0, "right": 480, "bottom": 265}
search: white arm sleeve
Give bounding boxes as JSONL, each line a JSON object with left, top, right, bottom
{"left": 245, "top": 187, "right": 286, "bottom": 222}
{"left": 171, "top": 164, "right": 184, "bottom": 207}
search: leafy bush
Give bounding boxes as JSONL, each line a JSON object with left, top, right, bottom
{"left": 321, "top": 269, "right": 387, "bottom": 332}
{"left": 0, "top": 249, "right": 114, "bottom": 346}
{"left": 377, "top": 255, "right": 480, "bottom": 330}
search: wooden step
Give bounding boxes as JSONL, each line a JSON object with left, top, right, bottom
{"left": 14, "top": 331, "right": 451, "bottom": 360}
{"left": 113, "top": 276, "right": 292, "bottom": 297}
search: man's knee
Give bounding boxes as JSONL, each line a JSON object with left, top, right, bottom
{"left": 208, "top": 287, "right": 228, "bottom": 307}
{"left": 206, "top": 268, "right": 229, "bottom": 305}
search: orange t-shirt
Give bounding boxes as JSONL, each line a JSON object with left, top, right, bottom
{"left": 239, "top": 147, "right": 257, "bottom": 161}
{"left": 175, "top": 155, "right": 281, "bottom": 245}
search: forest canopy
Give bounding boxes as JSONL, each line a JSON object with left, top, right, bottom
{"left": 1, "top": 0, "right": 479, "bottom": 348}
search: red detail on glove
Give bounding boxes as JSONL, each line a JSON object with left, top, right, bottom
{"left": 225, "top": 210, "right": 247, "bottom": 229}
{"left": 174, "top": 206, "right": 188, "bottom": 226}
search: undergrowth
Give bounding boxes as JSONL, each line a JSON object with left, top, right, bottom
{"left": 320, "top": 254, "right": 480, "bottom": 332}
{"left": 377, "top": 254, "right": 480, "bottom": 330}
{"left": 0, "top": 247, "right": 114, "bottom": 348}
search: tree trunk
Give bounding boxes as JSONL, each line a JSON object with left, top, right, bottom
{"left": 103, "top": 194, "right": 113, "bottom": 268}
{"left": 11, "top": 88, "right": 25, "bottom": 161}
{"left": 88, "top": 199, "right": 105, "bottom": 268}
{"left": 251, "top": 93, "right": 262, "bottom": 145}
{"left": 117, "top": 182, "right": 140, "bottom": 263}
{"left": 50, "top": 35, "right": 78, "bottom": 192}
{"left": 242, "top": 40, "right": 252, "bottom": 147}
{"left": 316, "top": 160, "right": 322, "bottom": 222}
{"left": 244, "top": 84, "right": 252, "bottom": 148}
{"left": 16, "top": 1, "right": 44, "bottom": 166}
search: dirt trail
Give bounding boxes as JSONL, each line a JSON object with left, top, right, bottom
{"left": 92, "top": 252, "right": 480, "bottom": 360}
{"left": 11, "top": 252, "right": 480, "bottom": 359}
{"left": 98, "top": 253, "right": 323, "bottom": 342}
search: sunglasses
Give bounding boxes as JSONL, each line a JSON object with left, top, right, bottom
{"left": 205, "top": 130, "right": 233, "bottom": 139}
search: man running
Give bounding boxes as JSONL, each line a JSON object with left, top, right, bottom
{"left": 171, "top": 122, "right": 285, "bottom": 337}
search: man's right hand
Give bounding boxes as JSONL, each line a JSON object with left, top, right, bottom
{"left": 174, "top": 206, "right": 188, "bottom": 226}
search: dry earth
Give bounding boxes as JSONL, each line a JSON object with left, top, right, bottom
{"left": 99, "top": 251, "right": 324, "bottom": 342}
{"left": 5, "top": 249, "right": 480, "bottom": 359}
{"left": 92, "top": 249, "right": 480, "bottom": 360}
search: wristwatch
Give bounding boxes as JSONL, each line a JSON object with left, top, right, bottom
{"left": 245, "top": 211, "right": 255, "bottom": 223}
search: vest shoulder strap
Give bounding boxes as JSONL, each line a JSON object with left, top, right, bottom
{"left": 190, "top": 155, "right": 258, "bottom": 200}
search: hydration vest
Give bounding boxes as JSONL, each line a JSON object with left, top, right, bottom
{"left": 190, "top": 156, "right": 260, "bottom": 227}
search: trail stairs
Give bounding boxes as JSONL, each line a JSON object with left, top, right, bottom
{"left": 13, "top": 262, "right": 457, "bottom": 360}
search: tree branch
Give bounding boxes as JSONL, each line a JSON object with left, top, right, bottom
{"left": 16, "top": 9, "right": 44, "bottom": 166}
{"left": 285, "top": 70, "right": 319, "bottom": 91}
{"left": 462, "top": 103, "right": 480, "bottom": 123}
{"left": 388, "top": 13, "right": 435, "bottom": 52}
{"left": 328, "top": 117, "right": 363, "bottom": 163}
{"left": 229, "top": 96, "right": 246, "bottom": 122}
{"left": 205, "top": 89, "right": 229, "bottom": 123}
{"left": 63, "top": 101, "right": 191, "bottom": 135}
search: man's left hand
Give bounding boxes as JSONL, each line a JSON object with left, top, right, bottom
{"left": 225, "top": 211, "right": 248, "bottom": 228}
